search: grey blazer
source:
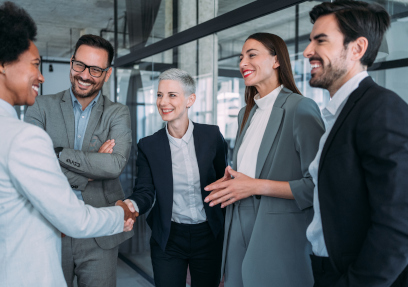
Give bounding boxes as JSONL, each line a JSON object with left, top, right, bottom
{"left": 25, "top": 89, "right": 133, "bottom": 248}
{"left": 222, "top": 88, "right": 325, "bottom": 286}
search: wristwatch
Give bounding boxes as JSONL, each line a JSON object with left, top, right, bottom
{"left": 54, "top": 147, "right": 64, "bottom": 159}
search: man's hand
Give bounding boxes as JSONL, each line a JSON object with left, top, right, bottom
{"left": 115, "top": 200, "right": 138, "bottom": 232}
{"left": 204, "top": 166, "right": 257, "bottom": 208}
{"left": 98, "top": 139, "right": 115, "bottom": 154}
{"left": 87, "top": 140, "right": 116, "bottom": 181}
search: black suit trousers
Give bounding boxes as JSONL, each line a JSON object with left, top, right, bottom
{"left": 150, "top": 221, "right": 223, "bottom": 287}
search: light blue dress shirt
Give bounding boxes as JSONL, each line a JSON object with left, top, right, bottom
{"left": 0, "top": 98, "right": 18, "bottom": 119}
{"left": 306, "top": 71, "right": 369, "bottom": 256}
{"left": 68, "top": 88, "right": 101, "bottom": 200}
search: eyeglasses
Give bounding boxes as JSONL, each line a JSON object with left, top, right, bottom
{"left": 71, "top": 60, "right": 110, "bottom": 78}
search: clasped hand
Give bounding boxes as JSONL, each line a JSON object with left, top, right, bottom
{"left": 115, "top": 200, "right": 139, "bottom": 232}
{"left": 204, "top": 166, "right": 257, "bottom": 208}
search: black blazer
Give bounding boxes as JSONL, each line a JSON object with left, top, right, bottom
{"left": 318, "top": 77, "right": 408, "bottom": 286}
{"left": 129, "top": 122, "right": 228, "bottom": 251}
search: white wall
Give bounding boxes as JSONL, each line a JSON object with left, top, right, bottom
{"left": 41, "top": 62, "right": 71, "bottom": 95}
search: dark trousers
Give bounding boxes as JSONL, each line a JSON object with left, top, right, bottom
{"left": 150, "top": 221, "right": 223, "bottom": 287}
{"left": 311, "top": 255, "right": 408, "bottom": 287}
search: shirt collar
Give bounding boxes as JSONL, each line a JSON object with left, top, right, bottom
{"left": 166, "top": 119, "right": 194, "bottom": 147}
{"left": 324, "top": 71, "right": 369, "bottom": 116}
{"left": 254, "top": 85, "right": 283, "bottom": 111}
{"left": 70, "top": 87, "right": 101, "bottom": 111}
{"left": 0, "top": 98, "right": 18, "bottom": 119}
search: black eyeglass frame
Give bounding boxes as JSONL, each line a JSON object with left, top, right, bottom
{"left": 71, "top": 59, "right": 110, "bottom": 78}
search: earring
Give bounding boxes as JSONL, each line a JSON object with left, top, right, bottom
{"left": 1, "top": 69, "right": 5, "bottom": 74}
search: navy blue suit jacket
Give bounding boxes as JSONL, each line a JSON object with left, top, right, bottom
{"left": 129, "top": 123, "right": 228, "bottom": 251}
{"left": 318, "top": 77, "right": 408, "bottom": 286}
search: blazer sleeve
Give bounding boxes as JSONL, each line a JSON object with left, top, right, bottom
{"left": 58, "top": 105, "right": 132, "bottom": 180}
{"left": 127, "top": 140, "right": 156, "bottom": 215}
{"left": 335, "top": 92, "right": 408, "bottom": 286}
{"left": 289, "top": 97, "right": 325, "bottom": 210}
{"left": 8, "top": 125, "right": 125, "bottom": 238}
{"left": 25, "top": 100, "right": 90, "bottom": 190}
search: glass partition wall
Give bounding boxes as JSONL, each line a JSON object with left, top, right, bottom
{"left": 116, "top": 0, "right": 408, "bottom": 284}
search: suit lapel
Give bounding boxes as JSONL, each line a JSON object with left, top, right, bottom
{"left": 232, "top": 106, "right": 257, "bottom": 170}
{"left": 193, "top": 123, "right": 209, "bottom": 202}
{"left": 255, "top": 88, "right": 291, "bottom": 178}
{"left": 60, "top": 90, "right": 75, "bottom": 148}
{"left": 158, "top": 128, "right": 174, "bottom": 205}
{"left": 318, "top": 77, "right": 374, "bottom": 174}
{"left": 82, "top": 95, "right": 104, "bottom": 151}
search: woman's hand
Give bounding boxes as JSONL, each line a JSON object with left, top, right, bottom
{"left": 204, "top": 166, "right": 259, "bottom": 208}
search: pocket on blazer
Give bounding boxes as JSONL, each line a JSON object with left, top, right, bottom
{"left": 267, "top": 197, "right": 303, "bottom": 213}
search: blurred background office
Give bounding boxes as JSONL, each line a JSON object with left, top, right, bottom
{"left": 8, "top": 0, "right": 408, "bottom": 286}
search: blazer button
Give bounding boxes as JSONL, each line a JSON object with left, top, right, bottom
{"left": 71, "top": 185, "right": 74, "bottom": 188}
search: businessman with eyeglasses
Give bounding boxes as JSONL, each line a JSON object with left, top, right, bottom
{"left": 25, "top": 34, "right": 134, "bottom": 287}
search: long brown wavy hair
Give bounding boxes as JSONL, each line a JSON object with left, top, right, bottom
{"left": 240, "top": 33, "right": 302, "bottom": 132}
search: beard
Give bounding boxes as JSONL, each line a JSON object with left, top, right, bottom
{"left": 309, "top": 49, "right": 348, "bottom": 90}
{"left": 70, "top": 73, "right": 103, "bottom": 99}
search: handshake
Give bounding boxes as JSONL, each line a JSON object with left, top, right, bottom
{"left": 115, "top": 200, "right": 139, "bottom": 232}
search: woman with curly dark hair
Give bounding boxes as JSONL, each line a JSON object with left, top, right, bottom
{"left": 0, "top": 3, "right": 135, "bottom": 287}
{"left": 0, "top": 1, "right": 43, "bottom": 106}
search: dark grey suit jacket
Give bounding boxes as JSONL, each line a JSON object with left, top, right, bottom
{"left": 222, "top": 88, "right": 325, "bottom": 286}
{"left": 25, "top": 89, "right": 133, "bottom": 248}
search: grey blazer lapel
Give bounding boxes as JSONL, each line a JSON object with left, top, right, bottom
{"left": 232, "top": 106, "right": 257, "bottom": 170}
{"left": 255, "top": 88, "right": 292, "bottom": 178}
{"left": 82, "top": 95, "right": 104, "bottom": 151}
{"left": 60, "top": 90, "right": 75, "bottom": 148}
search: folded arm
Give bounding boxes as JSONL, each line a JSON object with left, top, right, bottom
{"left": 58, "top": 106, "right": 132, "bottom": 180}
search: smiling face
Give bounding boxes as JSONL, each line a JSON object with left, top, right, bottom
{"left": 239, "top": 39, "right": 280, "bottom": 94}
{"left": 156, "top": 79, "right": 195, "bottom": 123}
{"left": 1, "top": 41, "right": 44, "bottom": 106}
{"left": 69, "top": 45, "right": 112, "bottom": 99}
{"left": 303, "top": 14, "right": 351, "bottom": 93}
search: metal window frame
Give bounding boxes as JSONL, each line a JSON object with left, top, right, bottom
{"left": 113, "top": 0, "right": 305, "bottom": 68}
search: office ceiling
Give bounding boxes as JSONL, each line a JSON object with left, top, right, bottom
{"left": 5, "top": 0, "right": 407, "bottom": 60}
{"left": 4, "top": 0, "right": 116, "bottom": 58}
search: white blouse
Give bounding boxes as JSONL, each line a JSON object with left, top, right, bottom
{"left": 237, "top": 85, "right": 283, "bottom": 178}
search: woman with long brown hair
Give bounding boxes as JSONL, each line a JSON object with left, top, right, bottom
{"left": 205, "top": 33, "right": 325, "bottom": 286}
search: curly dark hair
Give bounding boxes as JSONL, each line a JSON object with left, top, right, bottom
{"left": 310, "top": 0, "right": 390, "bottom": 67}
{"left": 0, "top": 1, "right": 37, "bottom": 65}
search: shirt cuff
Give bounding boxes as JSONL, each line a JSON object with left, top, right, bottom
{"left": 130, "top": 199, "right": 140, "bottom": 213}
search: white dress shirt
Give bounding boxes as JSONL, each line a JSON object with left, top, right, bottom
{"left": 237, "top": 85, "right": 283, "bottom": 177}
{"left": 166, "top": 119, "right": 206, "bottom": 224}
{"left": 306, "top": 71, "right": 369, "bottom": 256}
